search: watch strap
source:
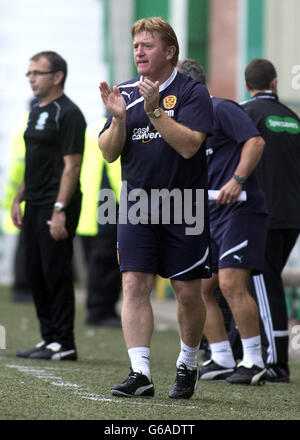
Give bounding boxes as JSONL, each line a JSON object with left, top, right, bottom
{"left": 146, "top": 107, "right": 162, "bottom": 118}
{"left": 53, "top": 202, "right": 66, "bottom": 212}
{"left": 233, "top": 174, "right": 246, "bottom": 185}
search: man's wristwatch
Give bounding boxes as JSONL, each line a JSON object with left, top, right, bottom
{"left": 146, "top": 107, "right": 163, "bottom": 119}
{"left": 233, "top": 174, "right": 246, "bottom": 185}
{"left": 53, "top": 202, "right": 66, "bottom": 213}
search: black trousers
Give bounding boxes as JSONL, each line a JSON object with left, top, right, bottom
{"left": 23, "top": 201, "right": 81, "bottom": 348}
{"left": 12, "top": 229, "right": 32, "bottom": 300}
{"left": 81, "top": 223, "right": 121, "bottom": 321}
{"left": 248, "top": 229, "right": 299, "bottom": 368}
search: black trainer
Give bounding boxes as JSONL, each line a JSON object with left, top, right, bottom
{"left": 266, "top": 364, "right": 289, "bottom": 383}
{"left": 111, "top": 369, "right": 154, "bottom": 398}
{"left": 168, "top": 363, "right": 198, "bottom": 399}
{"left": 17, "top": 341, "right": 46, "bottom": 358}
{"left": 199, "top": 359, "right": 235, "bottom": 380}
{"left": 226, "top": 361, "right": 266, "bottom": 385}
{"left": 29, "top": 342, "right": 77, "bottom": 361}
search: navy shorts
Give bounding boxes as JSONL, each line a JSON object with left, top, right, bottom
{"left": 210, "top": 214, "right": 268, "bottom": 275}
{"left": 117, "top": 219, "right": 212, "bottom": 281}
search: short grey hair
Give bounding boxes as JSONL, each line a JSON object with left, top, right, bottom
{"left": 177, "top": 59, "right": 206, "bottom": 85}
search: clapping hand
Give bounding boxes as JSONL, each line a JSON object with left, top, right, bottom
{"left": 99, "top": 82, "right": 126, "bottom": 120}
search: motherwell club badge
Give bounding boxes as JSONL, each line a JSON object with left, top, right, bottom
{"left": 163, "top": 95, "right": 177, "bottom": 110}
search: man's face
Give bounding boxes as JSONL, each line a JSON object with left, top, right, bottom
{"left": 133, "top": 31, "right": 174, "bottom": 81}
{"left": 26, "top": 56, "right": 56, "bottom": 99}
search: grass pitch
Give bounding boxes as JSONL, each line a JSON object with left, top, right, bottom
{"left": 0, "top": 285, "right": 299, "bottom": 421}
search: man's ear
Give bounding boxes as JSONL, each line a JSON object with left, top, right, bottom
{"left": 53, "top": 70, "right": 64, "bottom": 87}
{"left": 166, "top": 45, "right": 176, "bottom": 62}
{"left": 270, "top": 77, "right": 278, "bottom": 93}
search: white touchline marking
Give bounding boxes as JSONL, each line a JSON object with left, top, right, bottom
{"left": 78, "top": 392, "right": 199, "bottom": 409}
{"left": 52, "top": 381, "right": 80, "bottom": 388}
{"left": 7, "top": 364, "right": 199, "bottom": 409}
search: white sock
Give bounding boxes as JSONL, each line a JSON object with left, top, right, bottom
{"left": 176, "top": 340, "right": 199, "bottom": 370}
{"left": 210, "top": 340, "right": 236, "bottom": 368}
{"left": 128, "top": 347, "right": 151, "bottom": 380}
{"left": 241, "top": 336, "right": 264, "bottom": 369}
